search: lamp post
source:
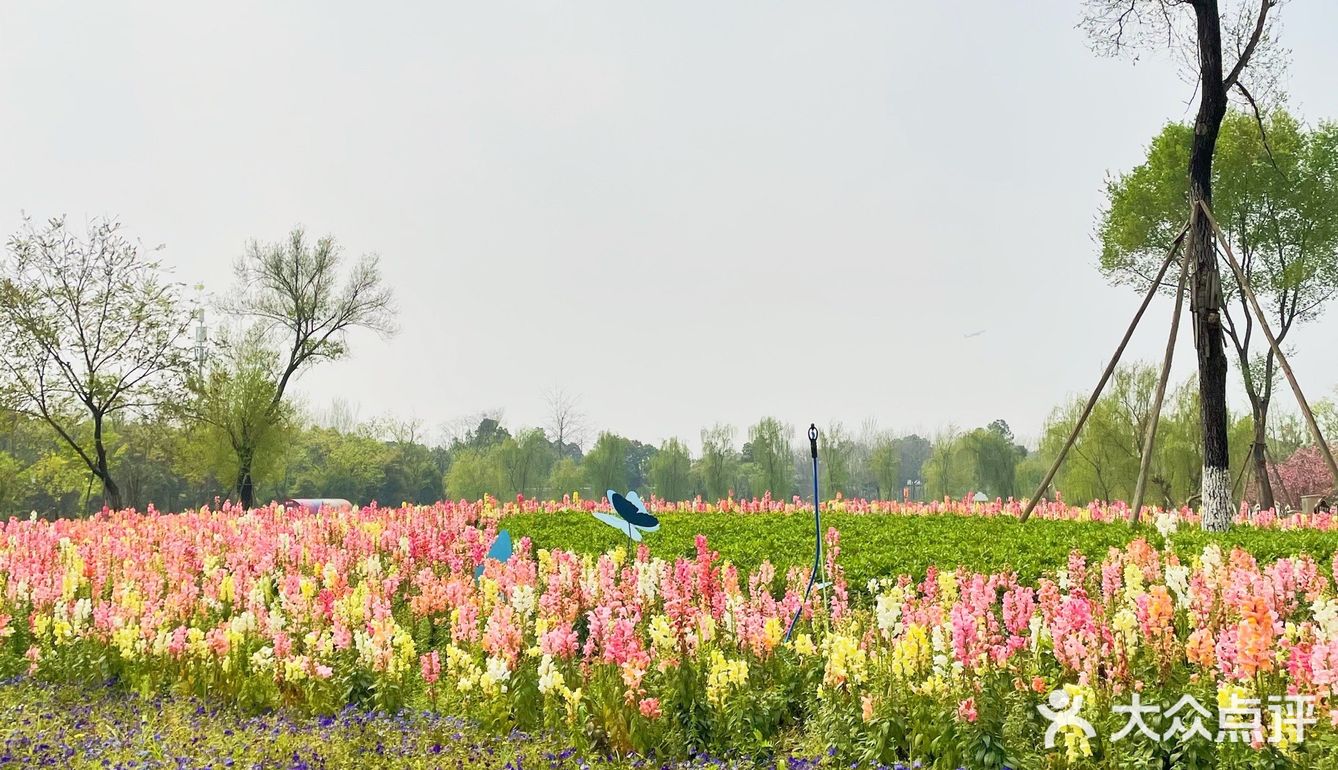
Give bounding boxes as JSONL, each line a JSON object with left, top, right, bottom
{"left": 194, "top": 310, "right": 207, "bottom": 375}
{"left": 906, "top": 478, "right": 924, "bottom": 502}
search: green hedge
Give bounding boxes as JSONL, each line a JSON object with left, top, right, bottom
{"left": 503, "top": 512, "right": 1338, "bottom": 590}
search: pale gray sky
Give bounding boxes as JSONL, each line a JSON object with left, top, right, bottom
{"left": 3, "top": 1, "right": 1336, "bottom": 449}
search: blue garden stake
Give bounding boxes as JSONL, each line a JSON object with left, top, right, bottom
{"left": 474, "top": 529, "right": 513, "bottom": 580}
{"left": 593, "top": 490, "right": 660, "bottom": 542}
{"left": 785, "top": 423, "right": 821, "bottom": 642}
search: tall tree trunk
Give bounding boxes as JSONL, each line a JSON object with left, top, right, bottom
{"left": 101, "top": 475, "right": 122, "bottom": 512}
{"left": 1249, "top": 394, "right": 1275, "bottom": 509}
{"left": 92, "top": 413, "right": 123, "bottom": 511}
{"left": 1189, "top": 0, "right": 1233, "bottom": 532}
{"left": 237, "top": 450, "right": 256, "bottom": 510}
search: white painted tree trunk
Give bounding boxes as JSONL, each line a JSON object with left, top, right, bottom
{"left": 1200, "top": 465, "right": 1233, "bottom": 531}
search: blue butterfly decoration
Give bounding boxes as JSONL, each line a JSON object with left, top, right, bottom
{"left": 593, "top": 490, "right": 660, "bottom": 542}
{"left": 474, "top": 529, "right": 513, "bottom": 579}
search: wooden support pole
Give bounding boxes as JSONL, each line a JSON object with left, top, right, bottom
{"left": 1233, "top": 443, "right": 1253, "bottom": 499}
{"left": 1198, "top": 202, "right": 1338, "bottom": 494}
{"left": 1266, "top": 444, "right": 1293, "bottom": 511}
{"left": 1131, "top": 239, "right": 1192, "bottom": 525}
{"left": 1020, "top": 225, "right": 1189, "bottom": 523}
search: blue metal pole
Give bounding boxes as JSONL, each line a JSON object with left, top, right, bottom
{"left": 785, "top": 423, "right": 821, "bottom": 642}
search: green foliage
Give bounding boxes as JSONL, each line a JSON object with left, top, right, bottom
{"left": 924, "top": 430, "right": 972, "bottom": 498}
{"left": 1101, "top": 111, "right": 1338, "bottom": 312}
{"left": 821, "top": 422, "right": 857, "bottom": 496}
{"left": 187, "top": 330, "right": 295, "bottom": 499}
{"left": 584, "top": 432, "right": 631, "bottom": 494}
{"left": 0, "top": 215, "right": 192, "bottom": 509}
{"left": 1099, "top": 110, "right": 1338, "bottom": 507}
{"left": 546, "top": 457, "right": 587, "bottom": 500}
{"left": 1036, "top": 364, "right": 1238, "bottom": 507}
{"left": 0, "top": 450, "right": 20, "bottom": 513}
{"left": 899, "top": 434, "right": 932, "bottom": 484}
{"left": 867, "top": 434, "right": 903, "bottom": 500}
{"left": 285, "top": 427, "right": 391, "bottom": 502}
{"left": 496, "top": 428, "right": 556, "bottom": 499}
{"left": 747, "top": 417, "right": 794, "bottom": 498}
{"left": 625, "top": 439, "right": 657, "bottom": 492}
{"left": 380, "top": 440, "right": 444, "bottom": 505}
{"left": 648, "top": 438, "right": 694, "bottom": 501}
{"left": 697, "top": 424, "right": 739, "bottom": 500}
{"left": 445, "top": 448, "right": 506, "bottom": 502}
{"left": 454, "top": 417, "right": 510, "bottom": 453}
{"left": 911, "top": 423, "right": 1027, "bottom": 501}
{"left": 961, "top": 426, "right": 1021, "bottom": 498}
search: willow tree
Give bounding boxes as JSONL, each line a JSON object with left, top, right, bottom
{"left": 746, "top": 417, "right": 794, "bottom": 499}
{"left": 697, "top": 424, "right": 739, "bottom": 500}
{"left": 1100, "top": 110, "right": 1338, "bottom": 510}
{"left": 1083, "top": 0, "right": 1286, "bottom": 529}
{"left": 648, "top": 437, "right": 694, "bottom": 501}
{"left": 186, "top": 328, "right": 296, "bottom": 506}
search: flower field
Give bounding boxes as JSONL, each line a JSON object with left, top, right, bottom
{"left": 4, "top": 500, "right": 1338, "bottom": 768}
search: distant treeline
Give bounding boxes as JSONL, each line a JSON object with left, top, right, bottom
{"left": 2, "top": 359, "right": 1332, "bottom": 516}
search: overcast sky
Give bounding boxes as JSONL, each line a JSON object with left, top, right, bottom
{"left": 3, "top": 1, "right": 1336, "bottom": 450}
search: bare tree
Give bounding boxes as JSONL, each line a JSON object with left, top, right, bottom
{"left": 0, "top": 216, "right": 191, "bottom": 510}
{"left": 229, "top": 227, "right": 395, "bottom": 507}
{"left": 1083, "top": 0, "right": 1284, "bottom": 530}
{"left": 545, "top": 387, "right": 586, "bottom": 458}
{"left": 320, "top": 397, "right": 363, "bottom": 434}
{"left": 371, "top": 414, "right": 424, "bottom": 445}
{"left": 442, "top": 408, "right": 506, "bottom": 448}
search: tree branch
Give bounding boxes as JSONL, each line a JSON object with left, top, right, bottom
{"left": 1234, "top": 80, "right": 1287, "bottom": 179}
{"left": 1223, "top": 0, "right": 1274, "bottom": 91}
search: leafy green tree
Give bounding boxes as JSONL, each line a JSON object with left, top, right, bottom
{"left": 1041, "top": 366, "right": 1158, "bottom": 505}
{"left": 747, "top": 418, "right": 793, "bottom": 498}
{"left": 1084, "top": 0, "right": 1289, "bottom": 531}
{"left": 444, "top": 448, "right": 504, "bottom": 502}
{"left": 961, "top": 427, "right": 1020, "bottom": 498}
{"left": 1015, "top": 450, "right": 1051, "bottom": 503}
{"left": 648, "top": 438, "right": 693, "bottom": 501}
{"left": 625, "top": 440, "right": 657, "bottom": 492}
{"left": 867, "top": 435, "right": 902, "bottom": 500}
{"left": 0, "top": 451, "right": 20, "bottom": 514}
{"left": 820, "top": 422, "right": 857, "bottom": 496}
{"left": 187, "top": 330, "right": 295, "bottom": 506}
{"left": 0, "top": 216, "right": 191, "bottom": 510}
{"left": 924, "top": 429, "right": 971, "bottom": 499}
{"left": 584, "top": 432, "right": 631, "bottom": 494}
{"left": 546, "top": 457, "right": 587, "bottom": 500}
{"left": 378, "top": 439, "right": 442, "bottom": 504}
{"left": 496, "top": 428, "right": 556, "bottom": 499}
{"left": 1316, "top": 393, "right": 1338, "bottom": 443}
{"left": 230, "top": 228, "right": 394, "bottom": 508}
{"left": 1037, "top": 364, "right": 1250, "bottom": 508}
{"left": 899, "top": 434, "right": 932, "bottom": 486}
{"left": 115, "top": 417, "right": 197, "bottom": 511}
{"left": 332, "top": 434, "right": 389, "bottom": 502}
{"left": 455, "top": 417, "right": 510, "bottom": 453}
{"left": 296, "top": 428, "right": 390, "bottom": 503}
{"left": 698, "top": 424, "right": 739, "bottom": 499}
{"left": 1100, "top": 110, "right": 1338, "bottom": 510}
